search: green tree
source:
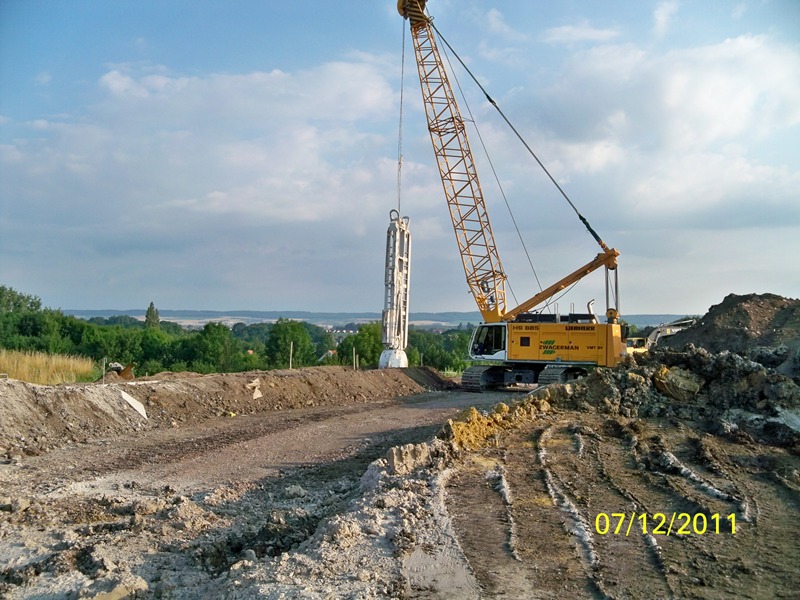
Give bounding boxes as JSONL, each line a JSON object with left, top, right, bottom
{"left": 406, "top": 346, "right": 421, "bottom": 367}
{"left": 79, "top": 326, "right": 110, "bottom": 358}
{"left": 0, "top": 285, "right": 42, "bottom": 313}
{"left": 192, "top": 322, "right": 242, "bottom": 372}
{"left": 78, "top": 325, "right": 141, "bottom": 364}
{"left": 39, "top": 310, "right": 72, "bottom": 354}
{"left": 140, "top": 327, "right": 172, "bottom": 364}
{"left": 60, "top": 315, "right": 91, "bottom": 348}
{"left": 407, "top": 328, "right": 472, "bottom": 371}
{"left": 159, "top": 321, "right": 185, "bottom": 336}
{"left": 441, "top": 329, "right": 471, "bottom": 371}
{"left": 264, "top": 319, "right": 315, "bottom": 368}
{"left": 302, "top": 322, "right": 336, "bottom": 360}
{"left": 231, "top": 322, "right": 272, "bottom": 345}
{"left": 145, "top": 302, "right": 160, "bottom": 329}
{"left": 88, "top": 315, "right": 144, "bottom": 328}
{"left": 337, "top": 322, "right": 383, "bottom": 368}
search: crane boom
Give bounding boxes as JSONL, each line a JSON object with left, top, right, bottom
{"left": 398, "top": 0, "right": 626, "bottom": 390}
{"left": 399, "top": 0, "right": 507, "bottom": 323}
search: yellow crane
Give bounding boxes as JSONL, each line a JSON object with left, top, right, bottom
{"left": 398, "top": 0, "right": 627, "bottom": 390}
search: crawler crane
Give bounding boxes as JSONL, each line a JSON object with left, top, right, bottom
{"left": 398, "top": 0, "right": 627, "bottom": 390}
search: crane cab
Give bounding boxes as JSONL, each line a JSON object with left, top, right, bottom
{"left": 470, "top": 323, "right": 507, "bottom": 361}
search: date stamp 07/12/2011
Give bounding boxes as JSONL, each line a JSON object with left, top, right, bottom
{"left": 595, "top": 512, "right": 737, "bottom": 536}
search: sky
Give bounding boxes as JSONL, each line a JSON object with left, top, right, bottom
{"left": 1, "top": 0, "right": 799, "bottom": 318}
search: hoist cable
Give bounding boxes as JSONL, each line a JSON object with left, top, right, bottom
{"left": 431, "top": 21, "right": 610, "bottom": 252}
{"left": 439, "top": 43, "right": 544, "bottom": 309}
{"left": 438, "top": 26, "right": 558, "bottom": 310}
{"left": 396, "top": 23, "right": 407, "bottom": 213}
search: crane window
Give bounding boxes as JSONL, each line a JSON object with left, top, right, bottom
{"left": 472, "top": 325, "right": 506, "bottom": 355}
{"left": 520, "top": 336, "right": 531, "bottom": 347}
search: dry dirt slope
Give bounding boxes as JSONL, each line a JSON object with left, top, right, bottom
{"left": 0, "top": 366, "right": 452, "bottom": 458}
{"left": 182, "top": 341, "right": 800, "bottom": 599}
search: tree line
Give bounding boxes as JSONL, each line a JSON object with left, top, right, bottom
{"left": 0, "top": 285, "right": 473, "bottom": 376}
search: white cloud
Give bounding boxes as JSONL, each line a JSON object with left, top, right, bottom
{"left": 99, "top": 70, "right": 150, "bottom": 97}
{"left": 3, "top": 4, "right": 798, "bottom": 314}
{"left": 542, "top": 21, "right": 619, "bottom": 44}
{"left": 557, "top": 139, "right": 627, "bottom": 174}
{"left": 0, "top": 143, "right": 22, "bottom": 162}
{"left": 526, "top": 32, "right": 800, "bottom": 227}
{"left": 0, "top": 56, "right": 411, "bottom": 309}
{"left": 485, "top": 8, "right": 528, "bottom": 42}
{"left": 659, "top": 35, "right": 800, "bottom": 147}
{"left": 653, "top": 1, "right": 679, "bottom": 39}
{"left": 625, "top": 150, "right": 800, "bottom": 223}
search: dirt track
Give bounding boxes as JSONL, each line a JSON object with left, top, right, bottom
{"left": 0, "top": 374, "right": 517, "bottom": 599}
{"left": 446, "top": 412, "right": 800, "bottom": 599}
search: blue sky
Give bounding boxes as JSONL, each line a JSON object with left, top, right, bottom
{"left": 1, "top": 0, "right": 798, "bottom": 317}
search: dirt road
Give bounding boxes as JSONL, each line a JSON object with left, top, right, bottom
{"left": 0, "top": 386, "right": 516, "bottom": 599}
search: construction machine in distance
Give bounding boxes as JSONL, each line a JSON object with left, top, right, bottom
{"left": 626, "top": 318, "right": 697, "bottom": 355}
{"left": 398, "top": 0, "right": 628, "bottom": 390}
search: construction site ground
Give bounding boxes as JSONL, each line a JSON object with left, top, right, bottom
{"left": 1, "top": 293, "right": 799, "bottom": 599}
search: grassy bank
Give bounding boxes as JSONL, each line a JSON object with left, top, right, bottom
{"left": 0, "top": 349, "right": 96, "bottom": 385}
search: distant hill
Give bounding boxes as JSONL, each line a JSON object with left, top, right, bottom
{"left": 64, "top": 309, "right": 687, "bottom": 330}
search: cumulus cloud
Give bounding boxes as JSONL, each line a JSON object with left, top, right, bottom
{"left": 485, "top": 8, "right": 528, "bottom": 42}
{"left": 653, "top": 1, "right": 679, "bottom": 39}
{"left": 19, "top": 60, "right": 400, "bottom": 223}
{"left": 524, "top": 32, "right": 800, "bottom": 227}
{"left": 659, "top": 35, "right": 800, "bottom": 146}
{"left": 541, "top": 21, "right": 619, "bottom": 44}
{"left": 2, "top": 4, "right": 798, "bottom": 314}
{"left": 0, "top": 57, "right": 422, "bottom": 310}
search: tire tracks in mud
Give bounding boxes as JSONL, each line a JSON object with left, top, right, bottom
{"left": 445, "top": 411, "right": 800, "bottom": 599}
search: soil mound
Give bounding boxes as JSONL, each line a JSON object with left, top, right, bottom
{"left": 0, "top": 366, "right": 453, "bottom": 458}
{"left": 442, "top": 345, "right": 800, "bottom": 452}
{"left": 662, "top": 293, "right": 800, "bottom": 376}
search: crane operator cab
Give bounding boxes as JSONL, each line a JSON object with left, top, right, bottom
{"left": 471, "top": 323, "right": 507, "bottom": 360}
